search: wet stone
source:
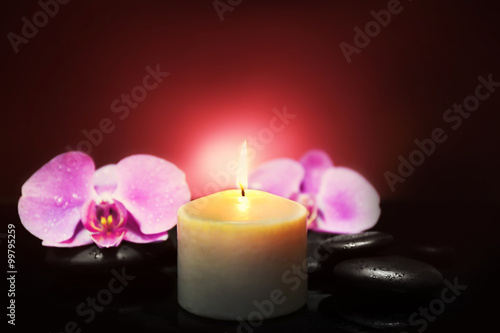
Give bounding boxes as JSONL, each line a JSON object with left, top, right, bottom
{"left": 45, "top": 240, "right": 176, "bottom": 272}
{"left": 325, "top": 231, "right": 393, "bottom": 256}
{"left": 333, "top": 255, "right": 443, "bottom": 295}
{"left": 307, "top": 231, "right": 395, "bottom": 283}
{"left": 308, "top": 231, "right": 394, "bottom": 263}
{"left": 44, "top": 240, "right": 177, "bottom": 302}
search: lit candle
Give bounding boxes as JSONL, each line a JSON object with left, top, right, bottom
{"left": 177, "top": 141, "right": 308, "bottom": 320}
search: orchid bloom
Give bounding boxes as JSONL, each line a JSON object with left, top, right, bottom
{"left": 248, "top": 150, "right": 380, "bottom": 234}
{"left": 18, "top": 152, "right": 190, "bottom": 248}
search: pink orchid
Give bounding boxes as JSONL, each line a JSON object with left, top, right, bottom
{"left": 248, "top": 150, "right": 380, "bottom": 234}
{"left": 18, "top": 152, "right": 190, "bottom": 248}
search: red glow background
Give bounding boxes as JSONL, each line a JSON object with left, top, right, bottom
{"left": 1, "top": 0, "right": 499, "bottom": 202}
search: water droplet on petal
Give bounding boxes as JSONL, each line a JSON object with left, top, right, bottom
{"left": 54, "top": 196, "right": 64, "bottom": 206}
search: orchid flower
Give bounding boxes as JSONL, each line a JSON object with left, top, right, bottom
{"left": 248, "top": 150, "right": 380, "bottom": 234}
{"left": 18, "top": 152, "right": 190, "bottom": 248}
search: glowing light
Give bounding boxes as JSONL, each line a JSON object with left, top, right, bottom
{"left": 237, "top": 140, "right": 248, "bottom": 196}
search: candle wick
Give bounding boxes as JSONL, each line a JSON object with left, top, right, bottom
{"left": 239, "top": 183, "right": 245, "bottom": 197}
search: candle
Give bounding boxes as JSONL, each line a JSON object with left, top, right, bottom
{"left": 177, "top": 141, "right": 308, "bottom": 320}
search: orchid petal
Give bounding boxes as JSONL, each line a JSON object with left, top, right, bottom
{"left": 18, "top": 152, "right": 95, "bottom": 243}
{"left": 248, "top": 158, "right": 304, "bottom": 198}
{"left": 93, "top": 164, "right": 118, "bottom": 196}
{"left": 314, "top": 167, "right": 380, "bottom": 234}
{"left": 299, "top": 149, "right": 333, "bottom": 194}
{"left": 41, "top": 222, "right": 93, "bottom": 247}
{"left": 81, "top": 199, "right": 102, "bottom": 233}
{"left": 123, "top": 216, "right": 169, "bottom": 243}
{"left": 91, "top": 230, "right": 126, "bottom": 248}
{"left": 112, "top": 155, "right": 191, "bottom": 235}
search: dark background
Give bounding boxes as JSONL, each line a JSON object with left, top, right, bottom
{"left": 1, "top": 0, "right": 499, "bottom": 332}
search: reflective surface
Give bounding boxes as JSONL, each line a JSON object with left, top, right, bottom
{"left": 2, "top": 202, "right": 497, "bottom": 332}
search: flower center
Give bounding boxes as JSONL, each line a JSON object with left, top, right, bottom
{"left": 97, "top": 201, "right": 125, "bottom": 230}
{"left": 86, "top": 199, "right": 127, "bottom": 234}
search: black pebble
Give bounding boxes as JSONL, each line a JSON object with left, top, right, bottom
{"left": 334, "top": 255, "right": 443, "bottom": 295}
{"left": 307, "top": 231, "right": 394, "bottom": 276}
{"left": 44, "top": 240, "right": 177, "bottom": 301}
{"left": 45, "top": 240, "right": 176, "bottom": 272}
{"left": 323, "top": 231, "right": 393, "bottom": 255}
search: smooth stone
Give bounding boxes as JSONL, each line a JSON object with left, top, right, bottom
{"left": 322, "top": 231, "right": 394, "bottom": 256}
{"left": 46, "top": 239, "right": 176, "bottom": 272}
{"left": 307, "top": 231, "right": 338, "bottom": 276}
{"left": 307, "top": 231, "right": 394, "bottom": 279}
{"left": 307, "top": 257, "right": 322, "bottom": 273}
{"left": 334, "top": 255, "right": 443, "bottom": 295}
{"left": 45, "top": 240, "right": 177, "bottom": 299}
{"left": 46, "top": 255, "right": 177, "bottom": 303}
{"left": 306, "top": 291, "right": 331, "bottom": 312}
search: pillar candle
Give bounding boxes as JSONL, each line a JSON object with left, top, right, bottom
{"left": 177, "top": 189, "right": 308, "bottom": 320}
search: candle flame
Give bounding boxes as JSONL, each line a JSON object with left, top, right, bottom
{"left": 237, "top": 140, "right": 248, "bottom": 196}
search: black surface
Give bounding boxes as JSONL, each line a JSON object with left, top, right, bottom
{"left": 1, "top": 201, "right": 498, "bottom": 332}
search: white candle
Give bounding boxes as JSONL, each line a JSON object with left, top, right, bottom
{"left": 177, "top": 141, "right": 308, "bottom": 320}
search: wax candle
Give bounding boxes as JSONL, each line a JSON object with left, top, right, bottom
{"left": 177, "top": 142, "right": 308, "bottom": 320}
